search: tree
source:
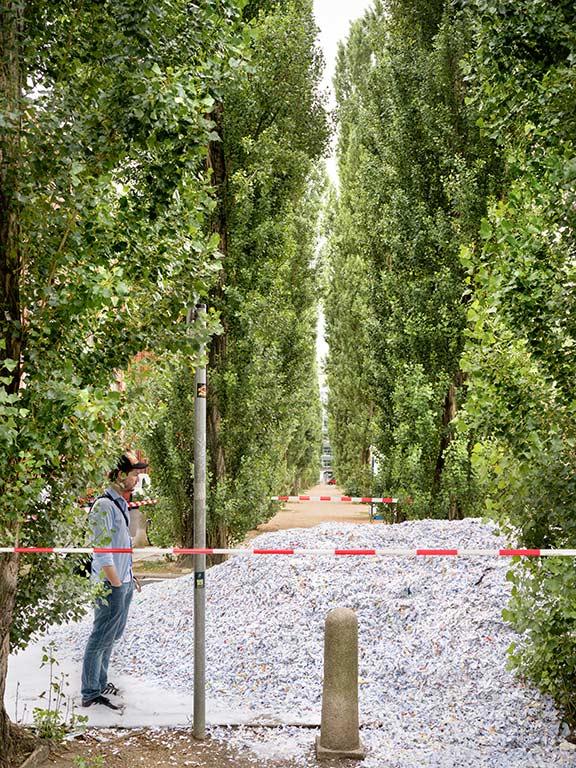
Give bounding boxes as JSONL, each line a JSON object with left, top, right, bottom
{"left": 326, "top": 0, "right": 499, "bottom": 513}
{"left": 0, "top": 1, "right": 242, "bottom": 761}
{"left": 459, "top": 0, "right": 576, "bottom": 732}
{"left": 0, "top": 5, "right": 27, "bottom": 753}
{"left": 323, "top": 189, "right": 376, "bottom": 495}
{"left": 206, "top": 0, "right": 329, "bottom": 538}
{"left": 146, "top": 0, "right": 329, "bottom": 550}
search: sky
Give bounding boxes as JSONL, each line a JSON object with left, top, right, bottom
{"left": 313, "top": 1, "right": 374, "bottom": 370}
{"left": 313, "top": 0, "right": 374, "bottom": 185}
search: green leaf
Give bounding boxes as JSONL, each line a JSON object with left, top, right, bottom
{"left": 479, "top": 219, "right": 493, "bottom": 239}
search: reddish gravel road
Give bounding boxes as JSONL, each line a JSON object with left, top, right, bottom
{"left": 243, "top": 483, "right": 372, "bottom": 545}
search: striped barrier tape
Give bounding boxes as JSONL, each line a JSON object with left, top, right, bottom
{"left": 78, "top": 499, "right": 158, "bottom": 510}
{"left": 271, "top": 496, "right": 398, "bottom": 503}
{"left": 126, "top": 499, "right": 158, "bottom": 509}
{"left": 0, "top": 546, "right": 574, "bottom": 557}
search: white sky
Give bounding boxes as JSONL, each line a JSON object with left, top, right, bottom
{"left": 313, "top": 0, "right": 374, "bottom": 186}
{"left": 313, "top": 1, "right": 374, "bottom": 370}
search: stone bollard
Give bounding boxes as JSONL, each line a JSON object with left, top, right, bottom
{"left": 316, "top": 607, "right": 365, "bottom": 760}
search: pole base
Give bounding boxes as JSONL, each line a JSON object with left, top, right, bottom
{"left": 316, "top": 736, "right": 365, "bottom": 761}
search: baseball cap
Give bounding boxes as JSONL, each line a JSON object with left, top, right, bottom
{"left": 116, "top": 451, "right": 149, "bottom": 474}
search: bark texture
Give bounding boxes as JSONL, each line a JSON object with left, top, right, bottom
{"left": 432, "top": 371, "right": 464, "bottom": 519}
{"left": 0, "top": 0, "right": 23, "bottom": 387}
{"left": 0, "top": 556, "right": 19, "bottom": 767}
{"left": 0, "top": 4, "right": 25, "bottom": 764}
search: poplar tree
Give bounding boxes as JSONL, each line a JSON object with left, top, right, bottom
{"left": 460, "top": 0, "right": 576, "bottom": 732}
{"left": 326, "top": 0, "right": 498, "bottom": 514}
{"left": 145, "top": 0, "right": 329, "bottom": 549}
{"left": 0, "top": 1, "right": 241, "bottom": 760}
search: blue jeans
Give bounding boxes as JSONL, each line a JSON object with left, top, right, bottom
{"left": 81, "top": 580, "right": 134, "bottom": 702}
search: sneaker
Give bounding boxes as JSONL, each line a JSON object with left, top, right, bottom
{"left": 81, "top": 694, "right": 123, "bottom": 711}
{"left": 101, "top": 682, "right": 121, "bottom": 696}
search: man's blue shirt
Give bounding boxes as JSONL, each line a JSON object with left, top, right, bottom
{"left": 89, "top": 487, "right": 133, "bottom": 584}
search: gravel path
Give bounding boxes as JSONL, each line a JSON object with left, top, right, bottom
{"left": 242, "top": 483, "right": 372, "bottom": 545}
{"left": 48, "top": 518, "right": 575, "bottom": 767}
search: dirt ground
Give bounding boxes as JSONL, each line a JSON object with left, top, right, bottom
{"left": 43, "top": 728, "right": 298, "bottom": 768}
{"left": 42, "top": 727, "right": 362, "bottom": 768}
{"left": 243, "top": 483, "right": 372, "bottom": 543}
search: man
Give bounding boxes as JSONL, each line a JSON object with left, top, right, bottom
{"left": 80, "top": 451, "right": 147, "bottom": 710}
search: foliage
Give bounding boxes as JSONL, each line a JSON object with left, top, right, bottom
{"left": 323, "top": 186, "right": 376, "bottom": 496}
{"left": 503, "top": 557, "right": 576, "bottom": 733}
{"left": 144, "top": 0, "right": 329, "bottom": 547}
{"left": 0, "top": 8, "right": 245, "bottom": 762}
{"left": 73, "top": 757, "right": 105, "bottom": 768}
{"left": 32, "top": 642, "right": 87, "bottom": 742}
{"left": 144, "top": 360, "right": 197, "bottom": 547}
{"left": 325, "top": 0, "right": 498, "bottom": 509}
{"left": 459, "top": 0, "right": 576, "bottom": 731}
{"left": 328, "top": 0, "right": 576, "bottom": 728}
{"left": 210, "top": 0, "right": 328, "bottom": 529}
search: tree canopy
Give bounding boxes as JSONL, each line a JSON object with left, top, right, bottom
{"left": 144, "top": 0, "right": 329, "bottom": 550}
{"left": 0, "top": 1, "right": 245, "bottom": 761}
{"left": 326, "top": 0, "right": 499, "bottom": 515}
{"left": 325, "top": 0, "right": 576, "bottom": 733}
{"left": 2, "top": 0, "right": 576, "bottom": 755}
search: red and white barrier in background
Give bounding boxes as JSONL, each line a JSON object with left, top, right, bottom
{"left": 271, "top": 496, "right": 398, "bottom": 503}
{"left": 1, "top": 546, "right": 575, "bottom": 557}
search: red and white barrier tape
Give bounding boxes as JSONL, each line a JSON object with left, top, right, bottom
{"left": 1, "top": 546, "right": 575, "bottom": 557}
{"left": 271, "top": 496, "right": 398, "bottom": 503}
{"left": 127, "top": 499, "right": 157, "bottom": 509}
{"left": 79, "top": 499, "right": 158, "bottom": 510}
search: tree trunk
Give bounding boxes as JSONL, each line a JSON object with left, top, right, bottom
{"left": 0, "top": 555, "right": 20, "bottom": 767}
{"left": 207, "top": 333, "right": 227, "bottom": 486}
{"left": 177, "top": 464, "right": 196, "bottom": 567}
{"left": 0, "top": 4, "right": 25, "bottom": 764}
{"left": 0, "top": 0, "right": 23, "bottom": 388}
{"left": 431, "top": 371, "right": 463, "bottom": 517}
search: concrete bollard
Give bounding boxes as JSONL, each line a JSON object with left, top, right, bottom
{"left": 316, "top": 607, "right": 365, "bottom": 761}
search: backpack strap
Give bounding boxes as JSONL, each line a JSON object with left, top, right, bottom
{"left": 92, "top": 491, "right": 131, "bottom": 530}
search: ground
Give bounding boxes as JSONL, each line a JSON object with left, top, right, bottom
{"left": 18, "top": 484, "right": 367, "bottom": 768}
{"left": 244, "top": 483, "right": 372, "bottom": 540}
{"left": 133, "top": 483, "right": 372, "bottom": 578}
{"left": 43, "top": 728, "right": 358, "bottom": 768}
{"left": 8, "top": 724, "right": 37, "bottom": 768}
{"left": 44, "top": 729, "right": 298, "bottom": 768}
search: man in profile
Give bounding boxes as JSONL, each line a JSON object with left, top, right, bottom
{"left": 80, "top": 451, "right": 147, "bottom": 710}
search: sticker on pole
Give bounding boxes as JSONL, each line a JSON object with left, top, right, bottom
{"left": 196, "top": 383, "right": 207, "bottom": 399}
{"left": 195, "top": 571, "right": 205, "bottom": 587}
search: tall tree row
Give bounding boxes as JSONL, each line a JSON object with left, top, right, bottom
{"left": 146, "top": 0, "right": 329, "bottom": 549}
{"left": 460, "top": 0, "right": 576, "bottom": 733}
{"left": 326, "top": 0, "right": 576, "bottom": 732}
{"left": 0, "top": 1, "right": 244, "bottom": 762}
{"left": 326, "top": 0, "right": 498, "bottom": 515}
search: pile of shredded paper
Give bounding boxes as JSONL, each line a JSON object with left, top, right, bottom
{"left": 50, "top": 518, "right": 575, "bottom": 767}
